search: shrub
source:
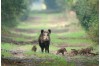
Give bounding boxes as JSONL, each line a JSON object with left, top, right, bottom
{"left": 73, "top": 0, "right": 99, "bottom": 43}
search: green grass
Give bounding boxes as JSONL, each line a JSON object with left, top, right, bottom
{"left": 17, "top": 14, "right": 62, "bottom": 29}
{"left": 12, "top": 37, "right": 28, "bottom": 41}
{"left": 29, "top": 12, "right": 63, "bottom": 17}
{"left": 1, "top": 43, "right": 18, "bottom": 50}
{"left": 16, "top": 13, "right": 64, "bottom": 30}
{"left": 1, "top": 43, "right": 58, "bottom": 53}
{"left": 1, "top": 43, "right": 16, "bottom": 57}
{"left": 1, "top": 43, "right": 85, "bottom": 55}
{"left": 16, "top": 23, "right": 54, "bottom": 29}
{"left": 1, "top": 43, "right": 68, "bottom": 66}
{"left": 50, "top": 31, "right": 93, "bottom": 45}
{"left": 10, "top": 30, "right": 92, "bottom": 45}
{"left": 24, "top": 51, "right": 67, "bottom": 66}
{"left": 11, "top": 31, "right": 39, "bottom": 37}
{"left": 66, "top": 39, "right": 93, "bottom": 44}
{"left": 58, "top": 31, "right": 87, "bottom": 38}
{"left": 51, "top": 31, "right": 86, "bottom": 38}
{"left": 11, "top": 30, "right": 93, "bottom": 45}
{"left": 1, "top": 51, "right": 13, "bottom": 57}
{"left": 1, "top": 42, "right": 97, "bottom": 66}
{"left": 51, "top": 37, "right": 92, "bottom": 46}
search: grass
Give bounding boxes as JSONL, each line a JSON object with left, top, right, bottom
{"left": 1, "top": 43, "right": 17, "bottom": 57}
{"left": 24, "top": 51, "right": 68, "bottom": 66}
{"left": 1, "top": 43, "right": 18, "bottom": 50}
{"left": 11, "top": 30, "right": 93, "bottom": 45}
{"left": 17, "top": 13, "right": 63, "bottom": 29}
{"left": 11, "top": 31, "right": 39, "bottom": 37}
{"left": 12, "top": 37, "right": 28, "bottom": 41}
{"left": 29, "top": 12, "right": 63, "bottom": 17}
{"left": 57, "top": 31, "right": 87, "bottom": 38}
{"left": 16, "top": 13, "right": 65, "bottom": 30}
{"left": 50, "top": 31, "right": 93, "bottom": 45}
{"left": 10, "top": 30, "right": 94, "bottom": 46}
{"left": 1, "top": 43, "right": 68, "bottom": 66}
{"left": 66, "top": 39, "right": 93, "bottom": 44}
{"left": 51, "top": 34, "right": 93, "bottom": 46}
{"left": 1, "top": 42, "right": 97, "bottom": 66}
{"left": 1, "top": 51, "right": 13, "bottom": 57}
{"left": 1, "top": 43, "right": 85, "bottom": 55}
{"left": 16, "top": 23, "right": 54, "bottom": 29}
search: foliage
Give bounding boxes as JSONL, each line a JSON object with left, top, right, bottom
{"left": 55, "top": 0, "right": 78, "bottom": 10}
{"left": 73, "top": 0, "right": 99, "bottom": 43}
{"left": 73, "top": 0, "right": 98, "bottom": 29}
{"left": 55, "top": 0, "right": 99, "bottom": 43}
{"left": 45, "top": 0, "right": 59, "bottom": 10}
{"left": 1, "top": 0, "right": 26, "bottom": 28}
{"left": 87, "top": 14, "right": 99, "bottom": 43}
{"left": 44, "top": 0, "right": 77, "bottom": 12}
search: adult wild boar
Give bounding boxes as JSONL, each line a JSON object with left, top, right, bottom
{"left": 38, "top": 29, "right": 51, "bottom": 53}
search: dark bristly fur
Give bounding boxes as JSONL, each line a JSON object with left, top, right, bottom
{"left": 56, "top": 48, "right": 67, "bottom": 56}
{"left": 32, "top": 45, "right": 37, "bottom": 52}
{"left": 38, "top": 29, "right": 51, "bottom": 53}
{"left": 78, "top": 47, "right": 93, "bottom": 55}
{"left": 71, "top": 49, "right": 78, "bottom": 55}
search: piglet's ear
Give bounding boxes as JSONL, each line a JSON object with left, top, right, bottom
{"left": 48, "top": 29, "right": 51, "bottom": 34}
{"left": 41, "top": 29, "right": 44, "bottom": 33}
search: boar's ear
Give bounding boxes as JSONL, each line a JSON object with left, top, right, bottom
{"left": 48, "top": 29, "right": 51, "bottom": 34}
{"left": 41, "top": 29, "right": 44, "bottom": 33}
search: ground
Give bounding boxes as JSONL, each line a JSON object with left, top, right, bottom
{"left": 1, "top": 11, "right": 99, "bottom": 66}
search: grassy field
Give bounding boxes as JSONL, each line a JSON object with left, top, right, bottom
{"left": 1, "top": 12, "right": 98, "bottom": 66}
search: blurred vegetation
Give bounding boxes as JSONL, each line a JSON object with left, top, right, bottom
{"left": 2, "top": 0, "right": 99, "bottom": 43}
{"left": 1, "top": 0, "right": 98, "bottom": 65}
{"left": 45, "top": 0, "right": 58, "bottom": 10}
{"left": 55, "top": 0, "right": 99, "bottom": 43}
{"left": 73, "top": 0, "right": 99, "bottom": 43}
{"left": 55, "top": 0, "right": 77, "bottom": 11}
{"left": 1, "top": 0, "right": 30, "bottom": 34}
{"left": 44, "top": 0, "right": 77, "bottom": 12}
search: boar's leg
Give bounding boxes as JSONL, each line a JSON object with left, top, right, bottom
{"left": 47, "top": 47, "right": 49, "bottom": 53}
{"left": 41, "top": 47, "right": 44, "bottom": 53}
{"left": 45, "top": 47, "right": 47, "bottom": 53}
{"left": 45, "top": 46, "right": 49, "bottom": 53}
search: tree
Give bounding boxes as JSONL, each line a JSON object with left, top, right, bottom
{"left": 55, "top": 0, "right": 78, "bottom": 11}
{"left": 1, "top": 0, "right": 26, "bottom": 28}
{"left": 45, "top": 0, "right": 59, "bottom": 10}
{"left": 73, "top": 0, "right": 99, "bottom": 43}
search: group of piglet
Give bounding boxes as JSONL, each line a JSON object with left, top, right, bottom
{"left": 56, "top": 47, "right": 98, "bottom": 56}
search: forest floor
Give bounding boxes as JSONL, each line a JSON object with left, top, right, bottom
{"left": 1, "top": 11, "right": 99, "bottom": 66}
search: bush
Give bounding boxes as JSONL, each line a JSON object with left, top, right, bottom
{"left": 73, "top": 0, "right": 99, "bottom": 43}
{"left": 87, "top": 14, "right": 99, "bottom": 43}
{"left": 1, "top": 0, "right": 26, "bottom": 28}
